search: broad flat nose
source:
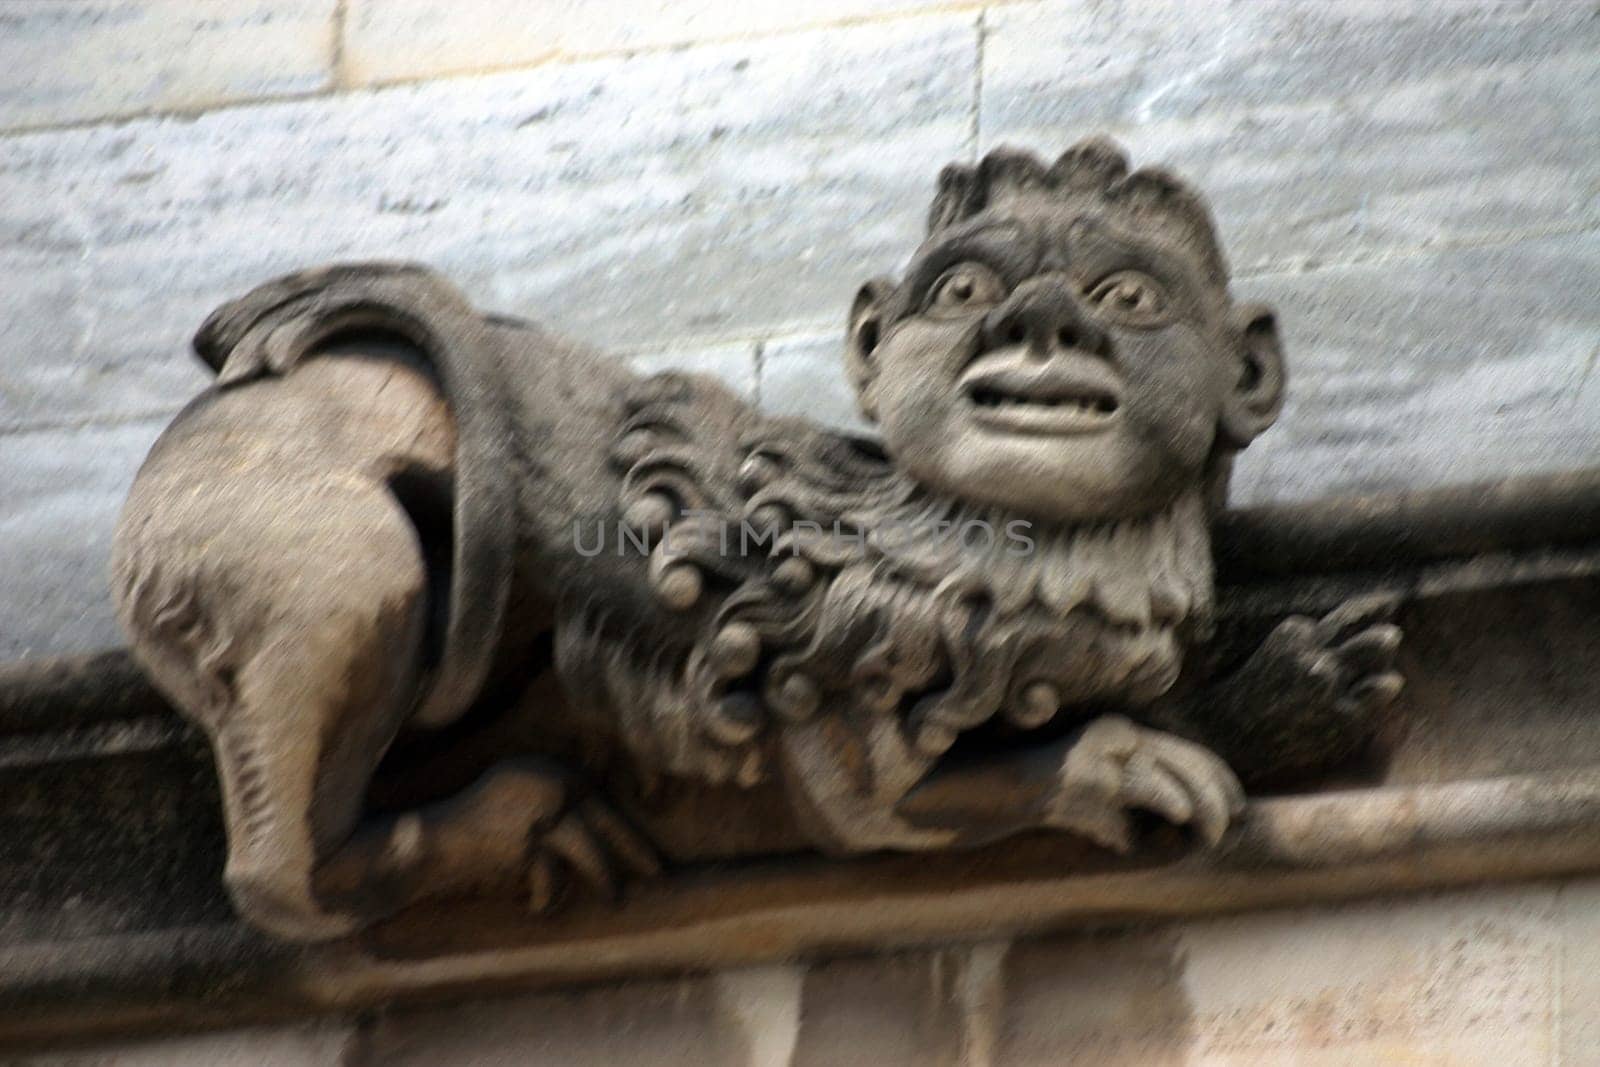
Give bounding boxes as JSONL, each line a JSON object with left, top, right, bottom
{"left": 982, "top": 275, "right": 1109, "bottom": 360}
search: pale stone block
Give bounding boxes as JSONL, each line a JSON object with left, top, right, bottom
{"left": 0, "top": 418, "right": 163, "bottom": 659}
{"left": 757, "top": 331, "right": 872, "bottom": 433}
{"left": 0, "top": 15, "right": 972, "bottom": 433}
{"left": 632, "top": 339, "right": 759, "bottom": 398}
{"left": 789, "top": 949, "right": 968, "bottom": 1065}
{"left": 998, "top": 928, "right": 1197, "bottom": 1065}
{"left": 0, "top": 0, "right": 337, "bottom": 132}
{"left": 710, "top": 964, "right": 805, "bottom": 1067}
{"left": 1557, "top": 876, "right": 1600, "bottom": 1066}
{"left": 998, "top": 884, "right": 1562, "bottom": 1065}
{"left": 1177, "top": 885, "right": 1560, "bottom": 1065}
{"left": 1231, "top": 231, "right": 1600, "bottom": 505}
{"left": 343, "top": 0, "right": 971, "bottom": 86}
{"left": 982, "top": 0, "right": 1600, "bottom": 275}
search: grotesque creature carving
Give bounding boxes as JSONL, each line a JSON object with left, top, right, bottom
{"left": 111, "top": 140, "right": 1403, "bottom": 941}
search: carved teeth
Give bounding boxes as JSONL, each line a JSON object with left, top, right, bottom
{"left": 969, "top": 388, "right": 1117, "bottom": 414}
{"left": 385, "top": 813, "right": 425, "bottom": 865}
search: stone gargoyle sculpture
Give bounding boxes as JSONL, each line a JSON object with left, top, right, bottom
{"left": 110, "top": 139, "right": 1403, "bottom": 941}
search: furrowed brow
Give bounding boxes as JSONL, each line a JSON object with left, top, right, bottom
{"left": 1064, "top": 216, "right": 1215, "bottom": 303}
{"left": 903, "top": 221, "right": 1035, "bottom": 296}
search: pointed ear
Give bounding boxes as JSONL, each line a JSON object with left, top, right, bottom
{"left": 1219, "top": 303, "right": 1286, "bottom": 449}
{"left": 845, "top": 277, "right": 895, "bottom": 422}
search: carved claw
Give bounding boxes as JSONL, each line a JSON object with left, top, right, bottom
{"left": 1049, "top": 715, "right": 1245, "bottom": 853}
{"left": 1261, "top": 593, "right": 1404, "bottom": 727}
{"left": 527, "top": 796, "right": 662, "bottom": 913}
{"left": 1201, "top": 593, "right": 1405, "bottom": 782}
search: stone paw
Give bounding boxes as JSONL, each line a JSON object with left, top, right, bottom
{"left": 527, "top": 796, "right": 663, "bottom": 913}
{"left": 1051, "top": 715, "right": 1246, "bottom": 853}
{"left": 1261, "top": 593, "right": 1405, "bottom": 727}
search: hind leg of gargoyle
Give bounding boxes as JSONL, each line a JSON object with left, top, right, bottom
{"left": 160, "top": 532, "right": 656, "bottom": 939}
{"left": 313, "top": 758, "right": 661, "bottom": 923}
{"left": 191, "top": 503, "right": 653, "bottom": 938}
{"left": 112, "top": 352, "right": 656, "bottom": 939}
{"left": 121, "top": 474, "right": 656, "bottom": 940}
{"left": 116, "top": 477, "right": 417, "bottom": 937}
{"left": 219, "top": 632, "right": 659, "bottom": 939}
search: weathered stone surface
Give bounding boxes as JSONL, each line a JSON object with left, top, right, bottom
{"left": 709, "top": 966, "right": 806, "bottom": 1067}
{"left": 32, "top": 219, "right": 1596, "bottom": 650}
{"left": 632, "top": 339, "right": 759, "bottom": 398}
{"left": 15, "top": 878, "right": 1579, "bottom": 1061}
{"left": 355, "top": 951, "right": 989, "bottom": 1065}
{"left": 0, "top": 342, "right": 753, "bottom": 662}
{"left": 757, "top": 330, "right": 871, "bottom": 432}
{"left": 0, "top": 419, "right": 164, "bottom": 660}
{"left": 789, "top": 950, "right": 968, "bottom": 1065}
{"left": 1233, "top": 231, "right": 1600, "bottom": 504}
{"left": 982, "top": 0, "right": 1600, "bottom": 275}
{"left": 0, "top": 14, "right": 972, "bottom": 434}
{"left": 0, "top": 0, "right": 337, "bottom": 133}
{"left": 997, "top": 929, "right": 1194, "bottom": 1064}
{"left": 1558, "top": 880, "right": 1600, "bottom": 1066}
{"left": 12, "top": 1023, "right": 353, "bottom": 1066}
{"left": 4, "top": 498, "right": 1598, "bottom": 1035}
{"left": 343, "top": 0, "right": 980, "bottom": 86}
{"left": 356, "top": 976, "right": 751, "bottom": 1066}
{"left": 39, "top": 228, "right": 1594, "bottom": 657}
{"left": 1000, "top": 884, "right": 1562, "bottom": 1065}
{"left": 0, "top": 2, "right": 1598, "bottom": 1063}
{"left": 1178, "top": 885, "right": 1559, "bottom": 1064}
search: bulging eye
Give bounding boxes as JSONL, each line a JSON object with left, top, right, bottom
{"left": 925, "top": 262, "right": 1007, "bottom": 317}
{"left": 1087, "top": 270, "right": 1168, "bottom": 326}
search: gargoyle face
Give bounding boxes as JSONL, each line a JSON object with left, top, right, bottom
{"left": 848, "top": 193, "right": 1285, "bottom": 523}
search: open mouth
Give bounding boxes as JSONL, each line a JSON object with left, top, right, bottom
{"left": 961, "top": 357, "right": 1123, "bottom": 435}
{"left": 968, "top": 385, "right": 1119, "bottom": 416}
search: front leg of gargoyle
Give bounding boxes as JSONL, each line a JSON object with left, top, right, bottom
{"left": 896, "top": 715, "right": 1246, "bottom": 853}
{"left": 1195, "top": 594, "right": 1405, "bottom": 782}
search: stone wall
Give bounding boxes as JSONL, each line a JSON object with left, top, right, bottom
{"left": 2, "top": 1, "right": 1598, "bottom": 1062}
{"left": 2, "top": 0, "right": 1597, "bottom": 660}
{"left": 20, "top": 877, "right": 1600, "bottom": 1065}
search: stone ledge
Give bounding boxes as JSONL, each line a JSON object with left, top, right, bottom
{"left": 7, "top": 767, "right": 1600, "bottom": 1050}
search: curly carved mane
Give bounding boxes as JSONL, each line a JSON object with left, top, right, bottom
{"left": 553, "top": 374, "right": 1213, "bottom": 791}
